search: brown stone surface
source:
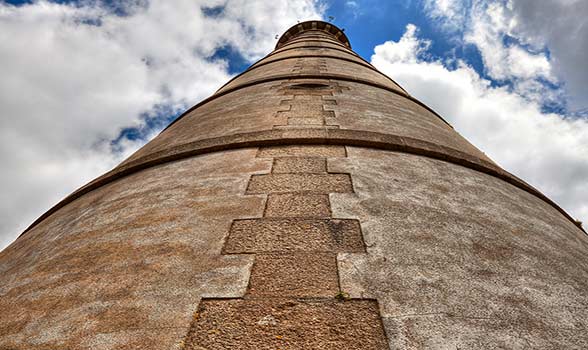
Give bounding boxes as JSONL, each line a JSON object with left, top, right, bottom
{"left": 331, "top": 147, "right": 588, "bottom": 348}
{"left": 223, "top": 218, "right": 365, "bottom": 254}
{"left": 258, "top": 145, "right": 346, "bottom": 158}
{"left": 288, "top": 116, "right": 325, "bottom": 125}
{"left": 272, "top": 40, "right": 354, "bottom": 54}
{"left": 279, "top": 95, "right": 334, "bottom": 119}
{"left": 265, "top": 193, "right": 331, "bottom": 217}
{"left": 185, "top": 299, "right": 389, "bottom": 350}
{"left": 0, "top": 149, "right": 269, "bottom": 349}
{"left": 217, "top": 56, "right": 402, "bottom": 94}
{"left": 251, "top": 49, "right": 367, "bottom": 69}
{"left": 247, "top": 173, "right": 353, "bottom": 194}
{"left": 248, "top": 253, "right": 339, "bottom": 297}
{"left": 276, "top": 31, "right": 350, "bottom": 50}
{"left": 281, "top": 37, "right": 347, "bottom": 49}
{"left": 272, "top": 157, "right": 327, "bottom": 173}
{"left": 278, "top": 82, "right": 337, "bottom": 97}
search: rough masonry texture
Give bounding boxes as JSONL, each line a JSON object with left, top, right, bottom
{"left": 1, "top": 20, "right": 587, "bottom": 349}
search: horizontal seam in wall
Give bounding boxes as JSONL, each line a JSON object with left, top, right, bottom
{"left": 274, "top": 39, "right": 353, "bottom": 53}
{"left": 278, "top": 37, "right": 350, "bottom": 49}
{"left": 268, "top": 43, "right": 360, "bottom": 59}
{"left": 20, "top": 130, "right": 585, "bottom": 237}
{"left": 277, "top": 34, "right": 351, "bottom": 49}
{"left": 260, "top": 44, "right": 408, "bottom": 96}
{"left": 281, "top": 34, "right": 340, "bottom": 43}
{"left": 212, "top": 42, "right": 368, "bottom": 95}
{"left": 222, "top": 55, "right": 400, "bottom": 95}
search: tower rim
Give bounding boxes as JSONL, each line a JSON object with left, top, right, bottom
{"left": 275, "top": 20, "right": 351, "bottom": 50}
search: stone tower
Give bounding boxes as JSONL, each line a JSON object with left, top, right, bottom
{"left": 1, "top": 20, "right": 587, "bottom": 349}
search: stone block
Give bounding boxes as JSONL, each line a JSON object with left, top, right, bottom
{"left": 257, "top": 145, "right": 346, "bottom": 158}
{"left": 288, "top": 117, "right": 324, "bottom": 125}
{"left": 246, "top": 173, "right": 353, "bottom": 193}
{"left": 248, "top": 253, "right": 338, "bottom": 297}
{"left": 185, "top": 299, "right": 388, "bottom": 349}
{"left": 223, "top": 218, "right": 366, "bottom": 254}
{"left": 265, "top": 193, "right": 330, "bottom": 217}
{"left": 272, "top": 157, "right": 327, "bottom": 173}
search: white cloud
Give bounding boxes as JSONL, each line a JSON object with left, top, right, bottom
{"left": 0, "top": 0, "right": 323, "bottom": 249}
{"left": 507, "top": 0, "right": 588, "bottom": 111}
{"left": 422, "top": 0, "right": 466, "bottom": 31}
{"left": 371, "top": 24, "right": 588, "bottom": 227}
{"left": 463, "top": 2, "right": 554, "bottom": 84}
{"left": 506, "top": 46, "right": 552, "bottom": 80}
{"left": 423, "top": 0, "right": 588, "bottom": 112}
{"left": 372, "top": 24, "right": 430, "bottom": 64}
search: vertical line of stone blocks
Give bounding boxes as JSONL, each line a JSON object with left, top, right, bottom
{"left": 183, "top": 85, "right": 390, "bottom": 349}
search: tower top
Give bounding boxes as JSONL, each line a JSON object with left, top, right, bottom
{"left": 275, "top": 20, "right": 351, "bottom": 50}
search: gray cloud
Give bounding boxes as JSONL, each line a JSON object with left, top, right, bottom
{"left": 508, "top": 0, "right": 588, "bottom": 112}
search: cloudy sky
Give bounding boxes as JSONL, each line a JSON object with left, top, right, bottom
{"left": 1, "top": 0, "right": 586, "bottom": 249}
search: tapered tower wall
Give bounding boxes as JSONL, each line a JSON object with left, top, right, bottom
{"left": 1, "top": 20, "right": 587, "bottom": 349}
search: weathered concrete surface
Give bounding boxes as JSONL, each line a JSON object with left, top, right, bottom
{"left": 250, "top": 48, "right": 368, "bottom": 69}
{"left": 330, "top": 147, "right": 588, "bottom": 348}
{"left": 276, "top": 23, "right": 351, "bottom": 49}
{"left": 269, "top": 43, "right": 361, "bottom": 62}
{"left": 258, "top": 145, "right": 346, "bottom": 158}
{"left": 327, "top": 80, "right": 491, "bottom": 162}
{"left": 0, "top": 149, "right": 271, "bottom": 349}
{"left": 281, "top": 37, "right": 345, "bottom": 49}
{"left": 272, "top": 40, "right": 354, "bottom": 57}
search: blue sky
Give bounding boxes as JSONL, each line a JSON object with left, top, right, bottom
{"left": 326, "top": 0, "right": 452, "bottom": 64}
{"left": 0, "top": 0, "right": 587, "bottom": 249}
